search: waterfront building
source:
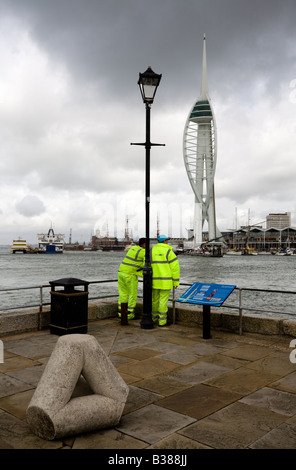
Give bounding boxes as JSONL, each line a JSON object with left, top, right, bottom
{"left": 91, "top": 235, "right": 125, "bottom": 251}
{"left": 266, "top": 212, "right": 291, "bottom": 230}
{"left": 183, "top": 35, "right": 221, "bottom": 248}
{"left": 224, "top": 225, "right": 296, "bottom": 252}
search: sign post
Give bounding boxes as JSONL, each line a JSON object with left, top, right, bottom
{"left": 178, "top": 282, "right": 236, "bottom": 339}
{"left": 202, "top": 305, "right": 211, "bottom": 339}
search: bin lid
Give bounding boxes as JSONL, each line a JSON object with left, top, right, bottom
{"left": 49, "top": 277, "right": 89, "bottom": 287}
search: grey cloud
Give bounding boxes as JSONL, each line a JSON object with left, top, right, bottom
{"left": 0, "top": 0, "right": 296, "bottom": 243}
{"left": 16, "top": 195, "right": 46, "bottom": 217}
{"left": 3, "top": 0, "right": 296, "bottom": 103}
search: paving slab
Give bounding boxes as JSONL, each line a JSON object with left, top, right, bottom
{"left": 0, "top": 389, "right": 34, "bottom": 420}
{"left": 159, "top": 335, "right": 200, "bottom": 347}
{"left": 148, "top": 433, "right": 211, "bottom": 449}
{"left": 72, "top": 428, "right": 147, "bottom": 449}
{"left": 140, "top": 341, "right": 186, "bottom": 354}
{"left": 23, "top": 333, "right": 59, "bottom": 345}
{"left": 122, "top": 385, "right": 162, "bottom": 414}
{"left": 4, "top": 338, "right": 54, "bottom": 358}
{"left": 0, "top": 355, "right": 40, "bottom": 373}
{"left": 287, "top": 414, "right": 296, "bottom": 425}
{"left": 135, "top": 376, "right": 191, "bottom": 397}
{"left": 169, "top": 361, "right": 232, "bottom": 385}
{"left": 185, "top": 342, "right": 230, "bottom": 355}
{"left": 179, "top": 402, "right": 286, "bottom": 449}
{"left": 89, "top": 326, "right": 118, "bottom": 339}
{"left": 117, "top": 357, "right": 180, "bottom": 379}
{"left": 250, "top": 422, "right": 296, "bottom": 449}
{"left": 240, "top": 387, "right": 296, "bottom": 416}
{"left": 206, "top": 367, "right": 280, "bottom": 394}
{"left": 245, "top": 351, "right": 296, "bottom": 376}
{"left": 0, "top": 410, "right": 62, "bottom": 449}
{"left": 95, "top": 338, "right": 120, "bottom": 356}
{"left": 109, "top": 354, "right": 134, "bottom": 367}
{"left": 157, "top": 350, "right": 199, "bottom": 365}
{"left": 271, "top": 371, "right": 296, "bottom": 393}
{"left": 113, "top": 347, "right": 162, "bottom": 361}
{"left": 0, "top": 436, "right": 14, "bottom": 449}
{"left": 109, "top": 333, "right": 158, "bottom": 353}
{"left": 6, "top": 363, "right": 46, "bottom": 386}
{"left": 231, "top": 331, "right": 287, "bottom": 348}
{"left": 156, "top": 384, "right": 242, "bottom": 419}
{"left": 200, "top": 352, "right": 248, "bottom": 370}
{"left": 0, "top": 374, "right": 33, "bottom": 399}
{"left": 116, "top": 404, "right": 196, "bottom": 445}
{"left": 221, "top": 344, "right": 273, "bottom": 361}
{"left": 203, "top": 338, "right": 241, "bottom": 349}
{"left": 2, "top": 349, "right": 17, "bottom": 360}
{"left": 118, "top": 372, "right": 142, "bottom": 385}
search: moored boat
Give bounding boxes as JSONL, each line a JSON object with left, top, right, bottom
{"left": 37, "top": 227, "right": 64, "bottom": 253}
{"left": 11, "top": 238, "right": 28, "bottom": 254}
{"left": 225, "top": 250, "right": 242, "bottom": 255}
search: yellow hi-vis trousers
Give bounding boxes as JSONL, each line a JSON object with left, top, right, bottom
{"left": 118, "top": 272, "right": 138, "bottom": 320}
{"left": 152, "top": 289, "right": 171, "bottom": 326}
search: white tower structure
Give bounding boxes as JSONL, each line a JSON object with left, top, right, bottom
{"left": 183, "top": 35, "right": 221, "bottom": 248}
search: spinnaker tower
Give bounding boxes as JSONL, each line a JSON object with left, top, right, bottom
{"left": 183, "top": 35, "right": 221, "bottom": 248}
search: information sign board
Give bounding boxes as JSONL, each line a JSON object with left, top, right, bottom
{"left": 178, "top": 282, "right": 236, "bottom": 307}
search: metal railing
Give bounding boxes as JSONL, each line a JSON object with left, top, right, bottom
{"left": 0, "top": 280, "right": 119, "bottom": 330}
{"left": 173, "top": 284, "right": 296, "bottom": 334}
{"left": 1, "top": 280, "right": 296, "bottom": 335}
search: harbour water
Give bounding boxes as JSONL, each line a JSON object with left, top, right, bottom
{"left": 0, "top": 245, "right": 296, "bottom": 319}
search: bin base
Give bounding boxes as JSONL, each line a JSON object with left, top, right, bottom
{"left": 50, "top": 324, "right": 88, "bottom": 336}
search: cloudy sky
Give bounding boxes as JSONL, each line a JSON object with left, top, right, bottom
{"left": 0, "top": 0, "right": 296, "bottom": 245}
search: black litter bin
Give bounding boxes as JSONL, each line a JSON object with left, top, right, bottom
{"left": 49, "top": 277, "right": 89, "bottom": 335}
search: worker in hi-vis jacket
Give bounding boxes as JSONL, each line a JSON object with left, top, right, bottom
{"left": 151, "top": 235, "right": 180, "bottom": 326}
{"left": 118, "top": 238, "right": 146, "bottom": 323}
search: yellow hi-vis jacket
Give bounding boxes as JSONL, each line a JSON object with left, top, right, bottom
{"left": 151, "top": 242, "right": 180, "bottom": 290}
{"left": 118, "top": 245, "right": 145, "bottom": 277}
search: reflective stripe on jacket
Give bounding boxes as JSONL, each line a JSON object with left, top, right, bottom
{"left": 118, "top": 245, "right": 145, "bottom": 276}
{"left": 151, "top": 242, "right": 180, "bottom": 289}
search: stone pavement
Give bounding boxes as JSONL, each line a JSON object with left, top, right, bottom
{"left": 1, "top": 318, "right": 296, "bottom": 450}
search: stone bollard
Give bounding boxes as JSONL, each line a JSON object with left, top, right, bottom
{"left": 26, "top": 334, "right": 129, "bottom": 440}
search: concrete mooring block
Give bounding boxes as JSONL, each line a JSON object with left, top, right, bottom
{"left": 26, "top": 334, "right": 129, "bottom": 440}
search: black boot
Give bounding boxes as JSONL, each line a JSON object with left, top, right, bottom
{"left": 121, "top": 303, "right": 128, "bottom": 326}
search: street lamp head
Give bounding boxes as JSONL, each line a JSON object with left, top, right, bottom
{"left": 138, "top": 66, "right": 162, "bottom": 105}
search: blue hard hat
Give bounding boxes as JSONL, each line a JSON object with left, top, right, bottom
{"left": 157, "top": 234, "right": 169, "bottom": 243}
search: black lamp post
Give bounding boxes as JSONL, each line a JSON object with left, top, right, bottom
{"left": 131, "top": 66, "right": 164, "bottom": 329}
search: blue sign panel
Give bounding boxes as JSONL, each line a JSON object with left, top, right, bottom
{"left": 178, "top": 282, "right": 236, "bottom": 307}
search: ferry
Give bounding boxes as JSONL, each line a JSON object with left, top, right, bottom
{"left": 37, "top": 227, "right": 64, "bottom": 254}
{"left": 11, "top": 238, "right": 28, "bottom": 254}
